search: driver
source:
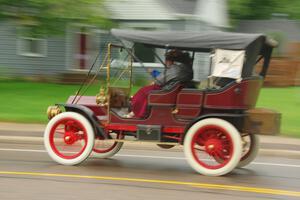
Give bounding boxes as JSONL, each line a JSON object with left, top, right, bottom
{"left": 124, "top": 49, "right": 193, "bottom": 118}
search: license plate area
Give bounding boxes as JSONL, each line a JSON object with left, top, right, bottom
{"left": 137, "top": 125, "right": 161, "bottom": 141}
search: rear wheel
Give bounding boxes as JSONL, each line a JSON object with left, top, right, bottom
{"left": 91, "top": 133, "right": 123, "bottom": 158}
{"left": 184, "top": 118, "right": 242, "bottom": 176}
{"left": 44, "top": 112, "right": 94, "bottom": 165}
{"left": 238, "top": 134, "right": 259, "bottom": 168}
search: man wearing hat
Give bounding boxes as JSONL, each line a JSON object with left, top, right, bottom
{"left": 125, "top": 49, "right": 193, "bottom": 118}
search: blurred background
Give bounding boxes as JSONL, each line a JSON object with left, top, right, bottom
{"left": 0, "top": 0, "right": 299, "bottom": 137}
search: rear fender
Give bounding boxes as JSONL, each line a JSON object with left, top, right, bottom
{"left": 182, "top": 113, "right": 245, "bottom": 144}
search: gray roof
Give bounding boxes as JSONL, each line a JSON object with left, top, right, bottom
{"left": 111, "top": 28, "right": 269, "bottom": 51}
{"left": 236, "top": 19, "right": 300, "bottom": 41}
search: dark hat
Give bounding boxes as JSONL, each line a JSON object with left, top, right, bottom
{"left": 165, "top": 49, "right": 183, "bottom": 61}
{"left": 165, "top": 49, "right": 191, "bottom": 64}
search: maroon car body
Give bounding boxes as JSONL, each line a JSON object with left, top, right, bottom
{"left": 44, "top": 29, "right": 276, "bottom": 176}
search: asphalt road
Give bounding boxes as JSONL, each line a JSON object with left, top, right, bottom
{"left": 0, "top": 139, "right": 300, "bottom": 200}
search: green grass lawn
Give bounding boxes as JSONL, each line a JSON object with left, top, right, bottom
{"left": 0, "top": 80, "right": 86, "bottom": 123}
{"left": 0, "top": 80, "right": 299, "bottom": 137}
{"left": 0, "top": 80, "right": 139, "bottom": 123}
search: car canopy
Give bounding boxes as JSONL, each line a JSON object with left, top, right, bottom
{"left": 111, "top": 29, "right": 276, "bottom": 78}
{"left": 111, "top": 29, "right": 275, "bottom": 52}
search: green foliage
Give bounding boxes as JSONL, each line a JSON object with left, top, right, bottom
{"left": 229, "top": 0, "right": 300, "bottom": 21}
{"left": 0, "top": 0, "right": 114, "bottom": 36}
{"left": 273, "top": 0, "right": 300, "bottom": 19}
{"left": 229, "top": 0, "right": 277, "bottom": 20}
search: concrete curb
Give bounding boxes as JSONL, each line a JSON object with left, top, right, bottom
{"left": 0, "top": 122, "right": 45, "bottom": 132}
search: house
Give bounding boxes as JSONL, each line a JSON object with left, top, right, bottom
{"left": 0, "top": 0, "right": 229, "bottom": 82}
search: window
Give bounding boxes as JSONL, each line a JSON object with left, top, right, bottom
{"left": 134, "top": 43, "right": 155, "bottom": 62}
{"left": 193, "top": 52, "right": 210, "bottom": 81}
{"left": 17, "top": 37, "right": 47, "bottom": 57}
{"left": 212, "top": 49, "right": 245, "bottom": 79}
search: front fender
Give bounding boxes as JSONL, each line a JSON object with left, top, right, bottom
{"left": 58, "top": 104, "right": 106, "bottom": 139}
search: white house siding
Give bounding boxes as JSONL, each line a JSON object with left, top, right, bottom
{"left": 195, "top": 0, "right": 229, "bottom": 28}
{"left": 0, "top": 21, "right": 66, "bottom": 77}
{"left": 0, "top": 0, "right": 229, "bottom": 81}
{"left": 64, "top": 19, "right": 173, "bottom": 76}
{"left": 104, "top": 0, "right": 175, "bottom": 20}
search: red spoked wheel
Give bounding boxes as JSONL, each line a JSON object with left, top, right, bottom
{"left": 238, "top": 133, "right": 260, "bottom": 168}
{"left": 91, "top": 133, "right": 124, "bottom": 158}
{"left": 184, "top": 118, "right": 242, "bottom": 176}
{"left": 44, "top": 112, "right": 94, "bottom": 165}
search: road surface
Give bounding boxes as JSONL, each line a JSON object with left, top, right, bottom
{"left": 0, "top": 139, "right": 299, "bottom": 200}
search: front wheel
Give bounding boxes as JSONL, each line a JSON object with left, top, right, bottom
{"left": 184, "top": 118, "right": 242, "bottom": 176}
{"left": 44, "top": 112, "right": 94, "bottom": 165}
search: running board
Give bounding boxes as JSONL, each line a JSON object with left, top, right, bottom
{"left": 107, "top": 139, "right": 180, "bottom": 146}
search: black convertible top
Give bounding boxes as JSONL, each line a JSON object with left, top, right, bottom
{"left": 111, "top": 29, "right": 275, "bottom": 52}
{"left": 111, "top": 28, "right": 277, "bottom": 78}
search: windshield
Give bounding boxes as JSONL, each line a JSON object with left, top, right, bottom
{"left": 108, "top": 44, "right": 133, "bottom": 89}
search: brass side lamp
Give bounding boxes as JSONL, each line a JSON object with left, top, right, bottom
{"left": 96, "top": 88, "right": 108, "bottom": 106}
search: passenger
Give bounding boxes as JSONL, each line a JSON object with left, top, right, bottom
{"left": 125, "top": 49, "right": 193, "bottom": 118}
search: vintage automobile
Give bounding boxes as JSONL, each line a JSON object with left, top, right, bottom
{"left": 44, "top": 29, "right": 276, "bottom": 176}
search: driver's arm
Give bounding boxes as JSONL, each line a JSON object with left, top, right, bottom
{"left": 155, "top": 64, "right": 181, "bottom": 86}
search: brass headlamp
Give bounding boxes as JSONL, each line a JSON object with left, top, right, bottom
{"left": 47, "top": 105, "right": 62, "bottom": 119}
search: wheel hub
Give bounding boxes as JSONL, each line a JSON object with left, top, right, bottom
{"left": 64, "top": 132, "right": 77, "bottom": 145}
{"left": 205, "top": 139, "right": 222, "bottom": 154}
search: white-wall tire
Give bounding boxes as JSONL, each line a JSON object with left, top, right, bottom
{"left": 44, "top": 112, "right": 94, "bottom": 165}
{"left": 184, "top": 118, "right": 242, "bottom": 176}
{"left": 91, "top": 139, "right": 123, "bottom": 158}
{"left": 238, "top": 134, "right": 260, "bottom": 168}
